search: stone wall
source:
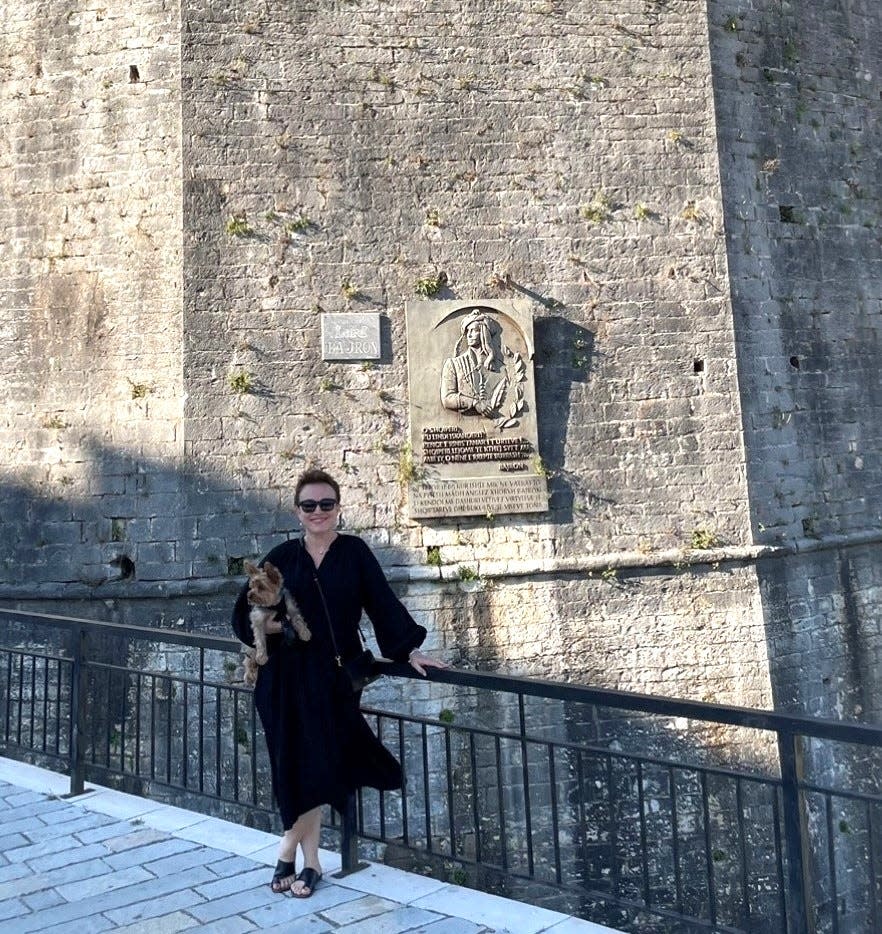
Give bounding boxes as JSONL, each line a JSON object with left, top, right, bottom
{"left": 0, "top": 1, "right": 184, "bottom": 586}
{"left": 706, "top": 0, "right": 882, "bottom": 725}
{"left": 180, "top": 0, "right": 751, "bottom": 558}
{"left": 708, "top": 0, "right": 882, "bottom": 545}
{"left": 169, "top": 0, "right": 765, "bottom": 702}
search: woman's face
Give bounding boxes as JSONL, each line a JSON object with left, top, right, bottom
{"left": 465, "top": 322, "right": 483, "bottom": 346}
{"left": 297, "top": 482, "right": 340, "bottom": 534}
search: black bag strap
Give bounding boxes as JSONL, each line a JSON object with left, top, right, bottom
{"left": 299, "top": 536, "right": 365, "bottom": 668}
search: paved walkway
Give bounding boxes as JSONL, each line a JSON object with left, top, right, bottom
{"left": 0, "top": 758, "right": 620, "bottom": 934}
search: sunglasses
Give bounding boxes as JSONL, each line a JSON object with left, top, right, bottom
{"left": 297, "top": 498, "right": 338, "bottom": 513}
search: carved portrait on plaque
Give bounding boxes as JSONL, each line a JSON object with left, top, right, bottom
{"left": 439, "top": 309, "right": 527, "bottom": 431}
{"left": 405, "top": 300, "right": 548, "bottom": 519}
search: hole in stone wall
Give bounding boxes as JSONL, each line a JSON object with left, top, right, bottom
{"left": 790, "top": 355, "right": 800, "bottom": 369}
{"left": 129, "top": 64, "right": 140, "bottom": 82}
{"left": 110, "top": 517, "right": 127, "bottom": 542}
{"left": 693, "top": 359, "right": 705, "bottom": 374}
{"left": 779, "top": 205, "right": 796, "bottom": 223}
{"left": 228, "top": 556, "right": 245, "bottom": 576}
{"left": 111, "top": 555, "right": 136, "bottom": 579}
{"left": 802, "top": 517, "right": 815, "bottom": 536}
{"left": 35, "top": 62, "right": 43, "bottom": 78}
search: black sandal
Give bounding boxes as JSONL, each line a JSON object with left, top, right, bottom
{"left": 270, "top": 859, "right": 296, "bottom": 893}
{"left": 291, "top": 866, "right": 322, "bottom": 898}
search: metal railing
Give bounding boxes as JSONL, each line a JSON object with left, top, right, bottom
{"left": 2, "top": 606, "right": 881, "bottom": 933}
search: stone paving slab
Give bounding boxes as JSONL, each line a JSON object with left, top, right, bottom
{"left": 0, "top": 756, "right": 622, "bottom": 933}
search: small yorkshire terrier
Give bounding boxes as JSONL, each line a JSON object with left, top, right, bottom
{"left": 242, "top": 560, "right": 310, "bottom": 686}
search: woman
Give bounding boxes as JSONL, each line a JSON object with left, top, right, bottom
{"left": 231, "top": 468, "right": 446, "bottom": 898}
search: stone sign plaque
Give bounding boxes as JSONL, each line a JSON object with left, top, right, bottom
{"left": 321, "top": 313, "right": 381, "bottom": 360}
{"left": 405, "top": 300, "right": 548, "bottom": 518}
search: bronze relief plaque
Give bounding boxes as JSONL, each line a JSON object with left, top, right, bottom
{"left": 405, "top": 300, "right": 548, "bottom": 518}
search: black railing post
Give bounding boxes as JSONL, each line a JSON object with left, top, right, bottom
{"left": 778, "top": 730, "right": 815, "bottom": 934}
{"left": 67, "top": 625, "right": 88, "bottom": 796}
{"left": 334, "top": 791, "right": 367, "bottom": 877}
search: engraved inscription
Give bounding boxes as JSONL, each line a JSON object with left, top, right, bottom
{"left": 409, "top": 475, "right": 547, "bottom": 518}
{"left": 422, "top": 427, "right": 533, "bottom": 464}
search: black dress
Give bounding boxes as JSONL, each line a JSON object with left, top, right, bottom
{"left": 231, "top": 534, "right": 427, "bottom": 827}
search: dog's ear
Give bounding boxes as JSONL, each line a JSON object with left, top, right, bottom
{"left": 263, "top": 561, "right": 283, "bottom": 587}
{"left": 244, "top": 560, "right": 259, "bottom": 577}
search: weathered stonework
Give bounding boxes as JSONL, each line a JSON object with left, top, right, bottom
{"left": 1, "top": 0, "right": 881, "bottom": 741}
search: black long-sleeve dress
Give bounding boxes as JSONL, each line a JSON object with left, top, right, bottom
{"left": 231, "top": 534, "right": 426, "bottom": 827}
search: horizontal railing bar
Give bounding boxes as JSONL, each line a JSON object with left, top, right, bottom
{"left": 83, "top": 660, "right": 251, "bottom": 697}
{"left": 377, "top": 661, "right": 882, "bottom": 747}
{"left": 4, "top": 607, "right": 882, "bottom": 747}
{"left": 363, "top": 706, "right": 783, "bottom": 787}
{"left": 0, "top": 647, "right": 69, "bottom": 665}
{"left": 0, "top": 608, "right": 234, "bottom": 652}
{"left": 800, "top": 780, "right": 882, "bottom": 807}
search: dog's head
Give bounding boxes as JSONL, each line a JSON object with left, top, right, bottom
{"left": 243, "top": 560, "right": 284, "bottom": 607}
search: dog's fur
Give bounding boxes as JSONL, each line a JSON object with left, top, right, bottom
{"left": 242, "top": 560, "right": 310, "bottom": 686}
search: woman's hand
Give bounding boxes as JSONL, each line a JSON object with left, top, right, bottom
{"left": 408, "top": 649, "right": 449, "bottom": 677}
{"left": 262, "top": 618, "right": 285, "bottom": 634}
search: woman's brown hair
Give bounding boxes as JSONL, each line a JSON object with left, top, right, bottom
{"left": 294, "top": 468, "right": 340, "bottom": 504}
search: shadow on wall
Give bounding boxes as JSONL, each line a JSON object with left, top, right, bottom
{"left": 0, "top": 312, "right": 595, "bottom": 614}
{"left": 534, "top": 314, "right": 596, "bottom": 521}
{"left": 0, "top": 435, "right": 298, "bottom": 606}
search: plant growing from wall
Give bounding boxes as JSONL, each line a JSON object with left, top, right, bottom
{"left": 457, "top": 565, "right": 479, "bottom": 582}
{"left": 225, "top": 214, "right": 253, "bottom": 237}
{"left": 487, "top": 269, "right": 513, "bottom": 290}
{"left": 681, "top": 201, "right": 705, "bottom": 223}
{"left": 370, "top": 67, "right": 395, "bottom": 88}
{"left": 414, "top": 270, "right": 447, "bottom": 297}
{"left": 690, "top": 528, "right": 721, "bottom": 550}
{"left": 398, "top": 443, "right": 423, "bottom": 484}
{"left": 228, "top": 370, "right": 253, "bottom": 394}
{"left": 426, "top": 546, "right": 442, "bottom": 567}
{"left": 580, "top": 192, "right": 611, "bottom": 224}
{"left": 340, "top": 277, "right": 360, "bottom": 299}
{"left": 285, "top": 214, "right": 312, "bottom": 233}
{"left": 41, "top": 415, "right": 68, "bottom": 430}
{"left": 127, "top": 379, "right": 153, "bottom": 400}
{"left": 532, "top": 455, "right": 551, "bottom": 478}
{"left": 572, "top": 338, "right": 591, "bottom": 368}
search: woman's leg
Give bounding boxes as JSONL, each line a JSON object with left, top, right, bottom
{"left": 278, "top": 824, "right": 300, "bottom": 861}
{"left": 271, "top": 823, "right": 302, "bottom": 892}
{"left": 289, "top": 806, "right": 323, "bottom": 896}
